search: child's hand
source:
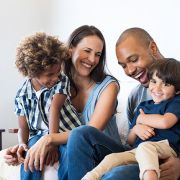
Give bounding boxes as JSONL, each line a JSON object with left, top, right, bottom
{"left": 17, "top": 143, "right": 28, "bottom": 163}
{"left": 45, "top": 145, "right": 59, "bottom": 166}
{"left": 4, "top": 144, "right": 20, "bottom": 166}
{"left": 134, "top": 124, "right": 155, "bottom": 140}
{"left": 136, "top": 109, "right": 146, "bottom": 124}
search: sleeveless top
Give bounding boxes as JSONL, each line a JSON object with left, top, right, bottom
{"left": 78, "top": 75, "right": 121, "bottom": 145}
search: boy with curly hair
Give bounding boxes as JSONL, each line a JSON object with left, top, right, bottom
{"left": 15, "top": 32, "right": 81, "bottom": 179}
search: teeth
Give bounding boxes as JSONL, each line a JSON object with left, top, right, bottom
{"left": 152, "top": 92, "right": 163, "bottom": 97}
{"left": 82, "top": 62, "right": 92, "bottom": 68}
{"left": 134, "top": 72, "right": 143, "bottom": 79}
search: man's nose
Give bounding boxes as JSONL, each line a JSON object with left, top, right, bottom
{"left": 126, "top": 63, "right": 136, "bottom": 76}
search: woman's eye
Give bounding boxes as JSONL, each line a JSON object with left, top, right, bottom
{"left": 96, "top": 53, "right": 101, "bottom": 57}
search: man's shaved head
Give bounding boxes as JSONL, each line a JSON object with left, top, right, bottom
{"left": 116, "top": 27, "right": 154, "bottom": 49}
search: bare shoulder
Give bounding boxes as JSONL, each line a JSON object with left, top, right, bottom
{"left": 103, "top": 81, "right": 120, "bottom": 93}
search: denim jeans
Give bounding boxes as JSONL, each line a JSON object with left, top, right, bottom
{"left": 58, "top": 144, "right": 68, "bottom": 180}
{"left": 20, "top": 135, "right": 42, "bottom": 180}
{"left": 102, "top": 164, "right": 140, "bottom": 180}
{"left": 67, "top": 125, "right": 139, "bottom": 180}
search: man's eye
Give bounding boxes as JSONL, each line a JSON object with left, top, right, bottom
{"left": 130, "top": 56, "right": 138, "bottom": 62}
{"left": 84, "top": 49, "right": 90, "bottom": 53}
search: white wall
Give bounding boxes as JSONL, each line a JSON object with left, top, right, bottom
{"left": 1, "top": 0, "right": 180, "bottom": 148}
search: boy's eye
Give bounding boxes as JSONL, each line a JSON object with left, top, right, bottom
{"left": 150, "top": 79, "right": 156, "bottom": 83}
{"left": 164, "top": 83, "right": 171, "bottom": 87}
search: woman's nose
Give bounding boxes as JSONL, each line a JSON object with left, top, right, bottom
{"left": 88, "top": 53, "right": 95, "bottom": 63}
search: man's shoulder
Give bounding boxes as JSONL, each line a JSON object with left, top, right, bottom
{"left": 130, "top": 84, "right": 146, "bottom": 95}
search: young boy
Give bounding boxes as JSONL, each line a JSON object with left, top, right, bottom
{"left": 15, "top": 32, "right": 81, "bottom": 179}
{"left": 82, "top": 58, "right": 180, "bottom": 180}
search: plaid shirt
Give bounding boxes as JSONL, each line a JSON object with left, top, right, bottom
{"left": 15, "top": 73, "right": 81, "bottom": 137}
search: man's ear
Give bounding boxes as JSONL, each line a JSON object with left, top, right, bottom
{"left": 149, "top": 41, "right": 158, "bottom": 58}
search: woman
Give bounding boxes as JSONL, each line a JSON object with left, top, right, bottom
{"left": 2, "top": 25, "right": 124, "bottom": 179}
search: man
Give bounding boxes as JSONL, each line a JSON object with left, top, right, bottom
{"left": 105, "top": 27, "right": 180, "bottom": 180}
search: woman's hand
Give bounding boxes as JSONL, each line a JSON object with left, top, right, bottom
{"left": 4, "top": 144, "right": 20, "bottom": 166}
{"left": 24, "top": 135, "right": 52, "bottom": 172}
{"left": 45, "top": 145, "right": 59, "bottom": 166}
{"left": 160, "top": 156, "right": 180, "bottom": 180}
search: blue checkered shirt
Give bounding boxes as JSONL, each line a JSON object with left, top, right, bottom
{"left": 15, "top": 73, "right": 81, "bottom": 137}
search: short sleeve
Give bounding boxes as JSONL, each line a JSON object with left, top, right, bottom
{"left": 53, "top": 74, "right": 70, "bottom": 97}
{"left": 165, "top": 96, "right": 180, "bottom": 119}
{"left": 14, "top": 96, "right": 25, "bottom": 116}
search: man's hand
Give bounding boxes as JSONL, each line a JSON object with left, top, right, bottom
{"left": 4, "top": 145, "right": 20, "bottom": 166}
{"left": 160, "top": 156, "right": 180, "bottom": 180}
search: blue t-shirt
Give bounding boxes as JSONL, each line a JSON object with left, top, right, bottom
{"left": 130, "top": 95, "right": 180, "bottom": 155}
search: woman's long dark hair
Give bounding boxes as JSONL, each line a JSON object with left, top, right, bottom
{"left": 64, "top": 25, "right": 107, "bottom": 96}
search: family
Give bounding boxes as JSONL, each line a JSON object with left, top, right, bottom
{"left": 1, "top": 25, "right": 180, "bottom": 180}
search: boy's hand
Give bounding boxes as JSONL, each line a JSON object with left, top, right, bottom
{"left": 136, "top": 109, "right": 146, "bottom": 124}
{"left": 4, "top": 145, "right": 20, "bottom": 166}
{"left": 134, "top": 124, "right": 155, "bottom": 140}
{"left": 17, "top": 143, "right": 28, "bottom": 163}
{"left": 45, "top": 145, "right": 59, "bottom": 166}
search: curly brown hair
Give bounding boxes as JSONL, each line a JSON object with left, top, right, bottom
{"left": 15, "top": 32, "right": 70, "bottom": 78}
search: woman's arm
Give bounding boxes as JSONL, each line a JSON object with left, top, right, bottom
{"left": 88, "top": 82, "right": 119, "bottom": 130}
{"left": 23, "top": 131, "right": 70, "bottom": 171}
